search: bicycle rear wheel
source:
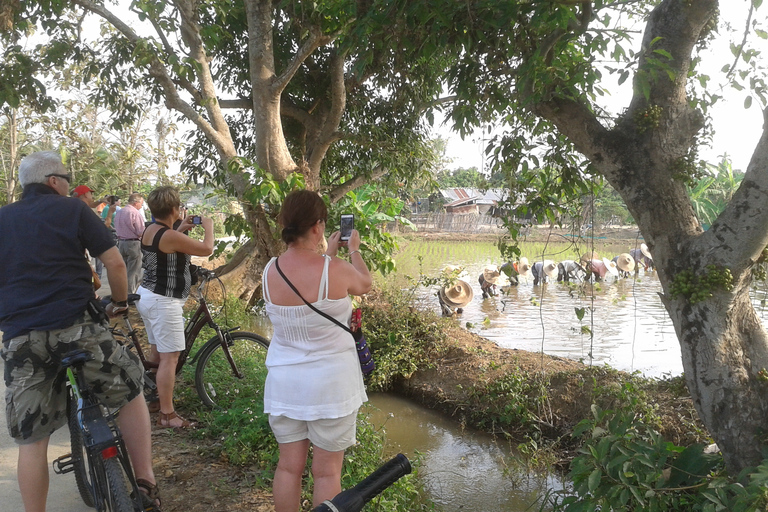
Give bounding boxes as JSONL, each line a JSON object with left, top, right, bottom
{"left": 97, "top": 455, "right": 134, "bottom": 512}
{"left": 194, "top": 331, "right": 269, "bottom": 409}
{"left": 69, "top": 399, "right": 96, "bottom": 508}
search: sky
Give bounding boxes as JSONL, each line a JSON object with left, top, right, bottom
{"left": 437, "top": 3, "right": 768, "bottom": 174}
{"left": 86, "top": 1, "right": 766, "bottom": 175}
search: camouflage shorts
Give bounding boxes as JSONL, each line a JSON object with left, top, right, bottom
{"left": 1, "top": 313, "right": 143, "bottom": 444}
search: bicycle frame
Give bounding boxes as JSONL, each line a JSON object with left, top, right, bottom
{"left": 54, "top": 351, "right": 142, "bottom": 512}
{"left": 116, "top": 273, "right": 245, "bottom": 378}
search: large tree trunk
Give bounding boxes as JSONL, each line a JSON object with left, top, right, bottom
{"left": 531, "top": 0, "right": 768, "bottom": 473}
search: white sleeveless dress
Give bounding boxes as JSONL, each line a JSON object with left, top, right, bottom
{"left": 262, "top": 255, "right": 367, "bottom": 420}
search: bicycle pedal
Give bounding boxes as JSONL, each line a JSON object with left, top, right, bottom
{"left": 52, "top": 453, "right": 75, "bottom": 474}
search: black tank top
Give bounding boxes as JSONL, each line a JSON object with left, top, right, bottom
{"left": 140, "top": 224, "right": 191, "bottom": 299}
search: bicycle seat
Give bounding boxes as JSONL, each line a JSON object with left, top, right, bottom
{"left": 61, "top": 349, "right": 94, "bottom": 368}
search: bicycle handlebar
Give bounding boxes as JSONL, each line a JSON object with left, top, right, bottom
{"left": 312, "top": 454, "right": 411, "bottom": 512}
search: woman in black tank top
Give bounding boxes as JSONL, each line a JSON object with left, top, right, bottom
{"left": 136, "top": 186, "right": 215, "bottom": 429}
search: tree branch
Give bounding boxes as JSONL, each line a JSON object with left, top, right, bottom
{"left": 273, "top": 27, "right": 334, "bottom": 94}
{"left": 327, "top": 166, "right": 388, "bottom": 203}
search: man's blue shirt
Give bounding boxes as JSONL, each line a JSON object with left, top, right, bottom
{"left": 0, "top": 184, "right": 115, "bottom": 341}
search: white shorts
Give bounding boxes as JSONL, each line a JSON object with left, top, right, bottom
{"left": 268, "top": 411, "right": 359, "bottom": 452}
{"left": 136, "top": 286, "right": 187, "bottom": 353}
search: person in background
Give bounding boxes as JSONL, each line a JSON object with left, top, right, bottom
{"left": 136, "top": 186, "right": 213, "bottom": 429}
{"left": 72, "top": 185, "right": 105, "bottom": 279}
{"left": 114, "top": 193, "right": 146, "bottom": 294}
{"left": 630, "top": 243, "right": 654, "bottom": 272}
{"left": 478, "top": 266, "right": 500, "bottom": 298}
{"left": 0, "top": 151, "right": 160, "bottom": 511}
{"left": 531, "top": 260, "right": 558, "bottom": 285}
{"left": 262, "top": 190, "right": 371, "bottom": 512}
{"left": 500, "top": 257, "right": 531, "bottom": 286}
{"left": 101, "top": 195, "right": 121, "bottom": 228}
{"left": 557, "top": 260, "right": 586, "bottom": 282}
{"left": 584, "top": 257, "right": 619, "bottom": 281}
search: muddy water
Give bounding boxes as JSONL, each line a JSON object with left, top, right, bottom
{"left": 365, "top": 393, "right": 564, "bottom": 512}
{"left": 400, "top": 255, "right": 768, "bottom": 378}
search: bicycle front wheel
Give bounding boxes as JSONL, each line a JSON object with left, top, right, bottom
{"left": 194, "top": 331, "right": 269, "bottom": 410}
{"left": 68, "top": 400, "right": 96, "bottom": 508}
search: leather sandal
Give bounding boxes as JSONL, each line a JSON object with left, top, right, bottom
{"left": 135, "top": 478, "right": 162, "bottom": 511}
{"left": 156, "top": 410, "right": 195, "bottom": 429}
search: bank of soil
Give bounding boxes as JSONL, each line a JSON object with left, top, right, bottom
{"left": 146, "top": 314, "right": 705, "bottom": 512}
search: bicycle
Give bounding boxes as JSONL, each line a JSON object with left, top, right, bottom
{"left": 107, "top": 267, "right": 270, "bottom": 410}
{"left": 313, "top": 453, "right": 412, "bottom": 512}
{"left": 52, "top": 349, "right": 149, "bottom": 512}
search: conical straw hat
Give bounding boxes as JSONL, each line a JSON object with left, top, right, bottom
{"left": 640, "top": 243, "right": 652, "bottom": 259}
{"left": 542, "top": 260, "right": 558, "bottom": 280}
{"left": 483, "top": 266, "right": 501, "bottom": 284}
{"left": 518, "top": 257, "right": 532, "bottom": 276}
{"left": 439, "top": 279, "right": 474, "bottom": 308}
{"left": 602, "top": 257, "right": 619, "bottom": 277}
{"left": 616, "top": 253, "right": 635, "bottom": 272}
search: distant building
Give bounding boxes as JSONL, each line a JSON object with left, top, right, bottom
{"left": 439, "top": 188, "right": 512, "bottom": 216}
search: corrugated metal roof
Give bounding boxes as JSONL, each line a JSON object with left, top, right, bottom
{"left": 440, "top": 188, "right": 510, "bottom": 205}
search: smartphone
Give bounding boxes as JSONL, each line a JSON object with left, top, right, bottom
{"left": 340, "top": 214, "right": 354, "bottom": 241}
{"left": 192, "top": 215, "right": 202, "bottom": 225}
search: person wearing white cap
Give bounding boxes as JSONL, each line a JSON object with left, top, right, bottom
{"left": 478, "top": 266, "right": 501, "bottom": 298}
{"left": 531, "top": 260, "right": 558, "bottom": 285}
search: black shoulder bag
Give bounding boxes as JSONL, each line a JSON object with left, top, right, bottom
{"left": 274, "top": 258, "right": 374, "bottom": 376}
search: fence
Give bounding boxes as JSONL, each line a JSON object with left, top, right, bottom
{"left": 408, "top": 213, "right": 506, "bottom": 233}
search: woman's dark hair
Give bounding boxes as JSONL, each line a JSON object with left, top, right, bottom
{"left": 147, "top": 186, "right": 180, "bottom": 219}
{"left": 279, "top": 190, "right": 327, "bottom": 244}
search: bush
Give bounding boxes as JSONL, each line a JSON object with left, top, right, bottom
{"left": 545, "top": 405, "right": 768, "bottom": 512}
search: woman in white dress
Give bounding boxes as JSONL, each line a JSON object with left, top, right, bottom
{"left": 262, "top": 190, "right": 372, "bottom": 511}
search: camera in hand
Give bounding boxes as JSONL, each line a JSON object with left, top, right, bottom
{"left": 312, "top": 454, "right": 411, "bottom": 512}
{"left": 191, "top": 216, "right": 202, "bottom": 225}
{"left": 340, "top": 214, "right": 354, "bottom": 241}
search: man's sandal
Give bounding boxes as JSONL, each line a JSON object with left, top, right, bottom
{"left": 156, "top": 410, "right": 195, "bottom": 429}
{"left": 135, "top": 478, "right": 162, "bottom": 511}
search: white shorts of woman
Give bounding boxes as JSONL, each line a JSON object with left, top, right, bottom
{"left": 136, "top": 286, "right": 187, "bottom": 353}
{"left": 268, "top": 410, "right": 358, "bottom": 452}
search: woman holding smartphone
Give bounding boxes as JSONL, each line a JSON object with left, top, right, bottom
{"left": 262, "top": 190, "right": 371, "bottom": 512}
{"left": 136, "top": 186, "right": 214, "bottom": 429}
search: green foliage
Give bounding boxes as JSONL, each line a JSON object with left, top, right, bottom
{"left": 327, "top": 185, "right": 412, "bottom": 276}
{"left": 670, "top": 266, "right": 734, "bottom": 304}
{"left": 547, "top": 405, "right": 723, "bottom": 512}
{"left": 361, "top": 286, "right": 449, "bottom": 390}
{"left": 687, "top": 158, "right": 744, "bottom": 227}
{"left": 434, "top": 167, "right": 487, "bottom": 188}
{"left": 546, "top": 406, "right": 768, "bottom": 512}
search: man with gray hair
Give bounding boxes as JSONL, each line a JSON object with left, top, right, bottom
{"left": 0, "top": 151, "right": 160, "bottom": 511}
{"left": 114, "top": 192, "right": 146, "bottom": 293}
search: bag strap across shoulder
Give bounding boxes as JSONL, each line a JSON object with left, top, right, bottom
{"left": 274, "top": 257, "right": 353, "bottom": 335}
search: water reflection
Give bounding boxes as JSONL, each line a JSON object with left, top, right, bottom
{"left": 366, "top": 393, "right": 564, "bottom": 512}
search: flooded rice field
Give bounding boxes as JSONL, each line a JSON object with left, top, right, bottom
{"left": 394, "top": 239, "right": 768, "bottom": 378}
